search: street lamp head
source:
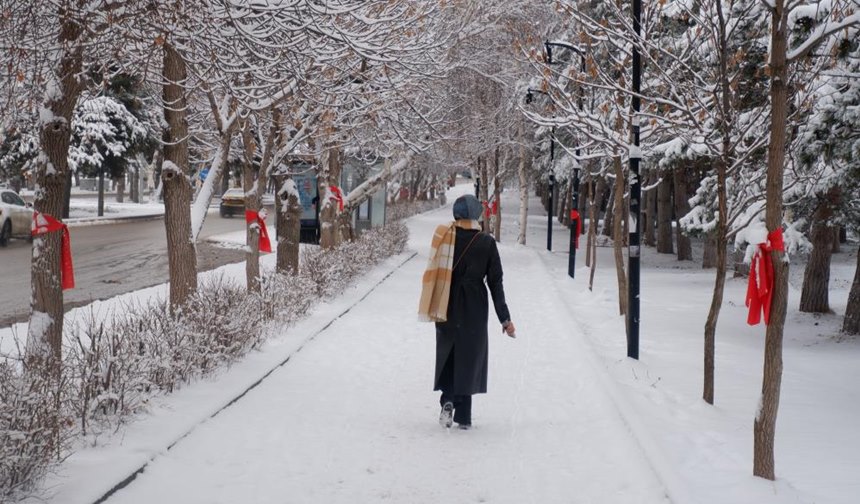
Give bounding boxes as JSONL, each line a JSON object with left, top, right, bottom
{"left": 525, "top": 90, "right": 534, "bottom": 104}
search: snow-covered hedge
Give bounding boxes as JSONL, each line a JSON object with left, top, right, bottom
{"left": 0, "top": 222, "right": 408, "bottom": 500}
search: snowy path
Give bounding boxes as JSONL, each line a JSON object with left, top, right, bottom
{"left": 102, "top": 199, "right": 670, "bottom": 504}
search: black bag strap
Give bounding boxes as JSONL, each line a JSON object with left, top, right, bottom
{"left": 452, "top": 231, "right": 481, "bottom": 271}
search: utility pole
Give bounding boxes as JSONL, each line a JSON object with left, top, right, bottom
{"left": 544, "top": 41, "right": 586, "bottom": 277}
{"left": 627, "top": 0, "right": 642, "bottom": 360}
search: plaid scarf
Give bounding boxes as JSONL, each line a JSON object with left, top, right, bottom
{"left": 418, "top": 219, "right": 481, "bottom": 322}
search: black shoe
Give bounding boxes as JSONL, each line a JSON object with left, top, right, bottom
{"left": 439, "top": 402, "right": 454, "bottom": 428}
{"left": 457, "top": 423, "right": 472, "bottom": 430}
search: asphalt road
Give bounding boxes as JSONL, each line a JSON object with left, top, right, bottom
{"left": 0, "top": 208, "right": 272, "bottom": 328}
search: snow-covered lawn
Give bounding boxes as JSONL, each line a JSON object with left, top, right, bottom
{"left": 12, "top": 183, "right": 859, "bottom": 504}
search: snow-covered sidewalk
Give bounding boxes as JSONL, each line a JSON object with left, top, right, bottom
{"left": 96, "top": 197, "right": 669, "bottom": 504}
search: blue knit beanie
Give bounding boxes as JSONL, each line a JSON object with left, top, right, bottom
{"left": 453, "top": 194, "right": 483, "bottom": 220}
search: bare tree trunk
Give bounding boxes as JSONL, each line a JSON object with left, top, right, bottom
{"left": 703, "top": 157, "right": 730, "bottom": 404}
{"left": 28, "top": 13, "right": 84, "bottom": 373}
{"left": 755, "top": 5, "right": 791, "bottom": 479}
{"left": 115, "top": 176, "right": 125, "bottom": 203}
{"left": 842, "top": 246, "right": 860, "bottom": 335}
{"left": 318, "top": 145, "right": 343, "bottom": 249}
{"left": 703, "top": 232, "right": 717, "bottom": 269}
{"left": 800, "top": 188, "right": 840, "bottom": 313}
{"left": 588, "top": 174, "right": 600, "bottom": 291}
{"left": 799, "top": 221, "right": 833, "bottom": 313}
{"left": 674, "top": 165, "right": 693, "bottom": 261}
{"left": 643, "top": 169, "right": 657, "bottom": 247}
{"left": 479, "top": 156, "right": 489, "bottom": 232}
{"left": 603, "top": 174, "right": 616, "bottom": 238}
{"left": 492, "top": 148, "right": 502, "bottom": 242}
{"left": 275, "top": 176, "right": 301, "bottom": 274}
{"left": 656, "top": 170, "right": 674, "bottom": 254}
{"left": 517, "top": 128, "right": 529, "bottom": 245}
{"left": 161, "top": 43, "right": 197, "bottom": 308}
{"left": 612, "top": 157, "right": 628, "bottom": 317}
{"left": 242, "top": 120, "right": 262, "bottom": 294}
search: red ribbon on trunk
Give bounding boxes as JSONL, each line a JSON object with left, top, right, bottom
{"left": 245, "top": 210, "right": 272, "bottom": 253}
{"left": 491, "top": 199, "right": 498, "bottom": 216}
{"left": 745, "top": 228, "right": 785, "bottom": 326}
{"left": 329, "top": 186, "right": 344, "bottom": 212}
{"left": 570, "top": 210, "right": 582, "bottom": 249}
{"left": 31, "top": 211, "right": 75, "bottom": 290}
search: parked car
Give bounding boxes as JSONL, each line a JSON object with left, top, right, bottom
{"left": 219, "top": 188, "right": 245, "bottom": 217}
{"left": 219, "top": 188, "right": 276, "bottom": 218}
{"left": 0, "top": 189, "right": 34, "bottom": 247}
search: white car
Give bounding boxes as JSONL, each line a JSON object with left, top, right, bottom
{"left": 0, "top": 189, "right": 34, "bottom": 247}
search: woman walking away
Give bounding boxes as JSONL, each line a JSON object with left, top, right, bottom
{"left": 418, "top": 194, "right": 516, "bottom": 430}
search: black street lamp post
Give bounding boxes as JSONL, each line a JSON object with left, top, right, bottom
{"left": 627, "top": 0, "right": 642, "bottom": 360}
{"left": 544, "top": 40, "right": 586, "bottom": 278}
{"left": 526, "top": 88, "right": 557, "bottom": 252}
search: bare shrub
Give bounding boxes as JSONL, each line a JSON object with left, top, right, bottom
{"left": 0, "top": 357, "right": 69, "bottom": 499}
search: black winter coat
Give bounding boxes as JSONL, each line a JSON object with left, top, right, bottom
{"left": 434, "top": 228, "right": 511, "bottom": 396}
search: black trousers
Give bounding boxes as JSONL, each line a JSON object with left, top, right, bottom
{"left": 437, "top": 348, "right": 472, "bottom": 425}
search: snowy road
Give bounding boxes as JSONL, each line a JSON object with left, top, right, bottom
{"left": 100, "top": 200, "right": 669, "bottom": 504}
{"left": 0, "top": 209, "right": 263, "bottom": 327}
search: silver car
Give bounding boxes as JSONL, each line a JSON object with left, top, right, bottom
{"left": 0, "top": 189, "right": 34, "bottom": 247}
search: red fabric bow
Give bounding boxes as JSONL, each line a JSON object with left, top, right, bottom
{"left": 570, "top": 210, "right": 582, "bottom": 249}
{"left": 245, "top": 210, "right": 272, "bottom": 253}
{"left": 31, "top": 211, "right": 75, "bottom": 290}
{"left": 745, "top": 228, "right": 785, "bottom": 326}
{"left": 491, "top": 200, "right": 498, "bottom": 216}
{"left": 329, "top": 186, "right": 344, "bottom": 212}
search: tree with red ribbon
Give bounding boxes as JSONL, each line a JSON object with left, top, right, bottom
{"left": 569, "top": 209, "right": 581, "bottom": 250}
{"left": 245, "top": 209, "right": 272, "bottom": 253}
{"left": 32, "top": 211, "right": 75, "bottom": 290}
{"left": 329, "top": 186, "right": 344, "bottom": 212}
{"left": 745, "top": 228, "right": 785, "bottom": 325}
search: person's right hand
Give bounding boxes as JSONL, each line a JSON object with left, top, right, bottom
{"left": 503, "top": 321, "right": 516, "bottom": 338}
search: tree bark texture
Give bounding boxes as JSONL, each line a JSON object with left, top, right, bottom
{"left": 799, "top": 221, "right": 833, "bottom": 313}
{"left": 517, "top": 128, "right": 529, "bottom": 245}
{"left": 318, "top": 146, "right": 342, "bottom": 250}
{"left": 656, "top": 170, "right": 674, "bottom": 254}
{"left": 161, "top": 43, "right": 197, "bottom": 308}
{"left": 588, "top": 174, "right": 601, "bottom": 291}
{"left": 612, "top": 157, "right": 628, "bottom": 317}
{"left": 842, "top": 246, "right": 860, "bottom": 335}
{"left": 643, "top": 169, "right": 657, "bottom": 247}
{"left": 755, "top": 5, "right": 790, "bottom": 480}
{"left": 703, "top": 232, "right": 717, "bottom": 269}
{"left": 28, "top": 13, "right": 85, "bottom": 369}
{"left": 603, "top": 175, "right": 616, "bottom": 238}
{"left": 492, "top": 154, "right": 502, "bottom": 242}
{"left": 673, "top": 165, "right": 693, "bottom": 261}
{"left": 703, "top": 155, "right": 730, "bottom": 405}
{"left": 800, "top": 188, "right": 840, "bottom": 313}
{"left": 275, "top": 176, "right": 301, "bottom": 274}
{"left": 242, "top": 120, "right": 262, "bottom": 294}
{"left": 479, "top": 156, "right": 490, "bottom": 232}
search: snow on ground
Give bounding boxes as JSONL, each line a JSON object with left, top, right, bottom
{"left": 66, "top": 199, "right": 165, "bottom": 223}
{"left": 14, "top": 182, "right": 860, "bottom": 504}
